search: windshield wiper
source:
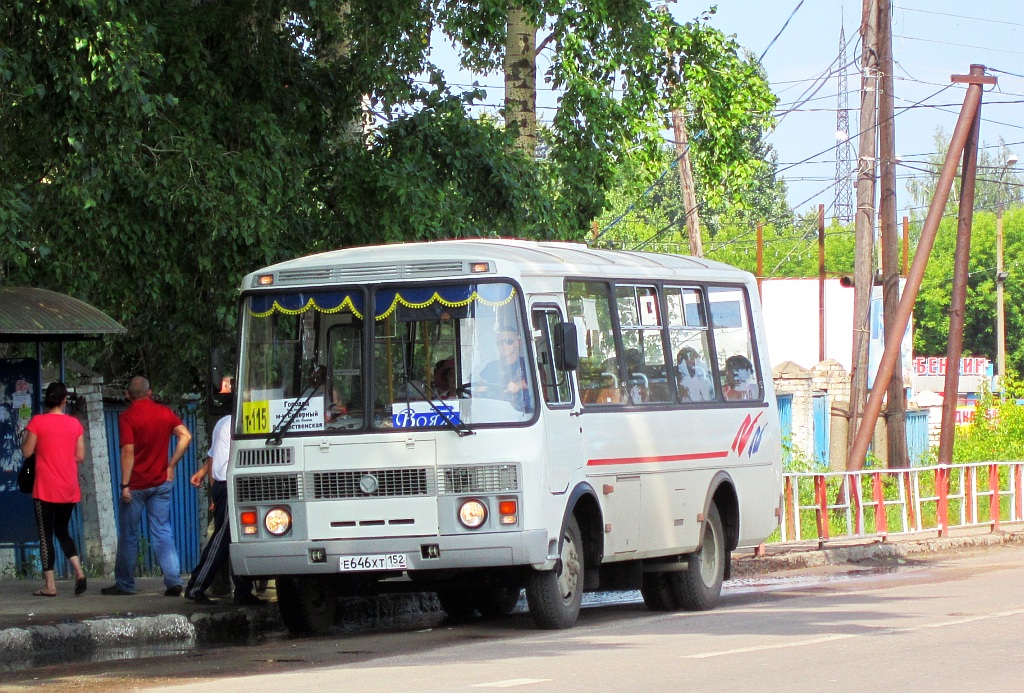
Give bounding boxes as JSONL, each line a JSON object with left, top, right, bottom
{"left": 402, "top": 375, "right": 475, "bottom": 437}
{"left": 266, "top": 365, "right": 326, "bottom": 446}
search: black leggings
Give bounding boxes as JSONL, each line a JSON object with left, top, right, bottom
{"left": 34, "top": 500, "right": 79, "bottom": 572}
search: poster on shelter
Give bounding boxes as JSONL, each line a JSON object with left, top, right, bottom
{"left": 0, "top": 358, "right": 40, "bottom": 543}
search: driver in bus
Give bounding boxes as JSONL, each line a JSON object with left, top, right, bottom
{"left": 476, "top": 326, "right": 533, "bottom": 413}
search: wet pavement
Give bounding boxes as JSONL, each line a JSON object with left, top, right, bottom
{"left": 2, "top": 525, "right": 1022, "bottom": 671}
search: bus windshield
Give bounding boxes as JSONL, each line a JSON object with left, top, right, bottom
{"left": 236, "top": 281, "right": 536, "bottom": 437}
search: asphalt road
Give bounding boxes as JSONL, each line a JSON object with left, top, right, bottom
{"left": 5, "top": 543, "right": 1024, "bottom": 693}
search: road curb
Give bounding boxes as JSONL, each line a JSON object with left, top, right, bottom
{"left": 731, "top": 529, "right": 1024, "bottom": 576}
{"left": 3, "top": 530, "right": 1023, "bottom": 666}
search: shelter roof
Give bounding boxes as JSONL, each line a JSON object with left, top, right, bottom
{"left": 0, "top": 287, "right": 126, "bottom": 342}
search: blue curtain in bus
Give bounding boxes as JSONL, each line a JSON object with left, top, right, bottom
{"left": 248, "top": 291, "right": 364, "bottom": 318}
{"left": 373, "top": 284, "right": 516, "bottom": 320}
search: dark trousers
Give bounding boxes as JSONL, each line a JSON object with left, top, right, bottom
{"left": 34, "top": 499, "right": 78, "bottom": 572}
{"left": 185, "top": 481, "right": 253, "bottom": 598}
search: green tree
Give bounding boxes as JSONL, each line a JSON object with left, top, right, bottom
{"left": 1, "top": 1, "right": 778, "bottom": 396}
{"left": 913, "top": 208, "right": 1024, "bottom": 378}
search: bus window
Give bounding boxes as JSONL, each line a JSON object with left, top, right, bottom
{"left": 708, "top": 286, "right": 761, "bottom": 402}
{"left": 532, "top": 308, "right": 573, "bottom": 406}
{"left": 614, "top": 286, "right": 670, "bottom": 404}
{"left": 666, "top": 287, "right": 716, "bottom": 402}
{"left": 370, "top": 282, "right": 536, "bottom": 427}
{"left": 566, "top": 281, "right": 621, "bottom": 405}
{"left": 326, "top": 316, "right": 364, "bottom": 430}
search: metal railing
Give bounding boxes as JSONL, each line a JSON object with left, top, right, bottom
{"left": 780, "top": 461, "right": 1024, "bottom": 545}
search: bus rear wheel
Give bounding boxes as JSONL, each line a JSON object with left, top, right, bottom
{"left": 276, "top": 576, "right": 337, "bottom": 635}
{"left": 526, "top": 516, "right": 584, "bottom": 630}
{"left": 640, "top": 503, "right": 725, "bottom": 613}
{"left": 476, "top": 586, "right": 522, "bottom": 619}
{"left": 674, "top": 503, "right": 725, "bottom": 611}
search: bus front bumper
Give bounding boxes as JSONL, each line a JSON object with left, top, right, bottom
{"left": 231, "top": 529, "right": 552, "bottom": 577}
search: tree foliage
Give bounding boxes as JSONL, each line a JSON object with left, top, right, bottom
{"left": 1, "top": 0, "right": 777, "bottom": 396}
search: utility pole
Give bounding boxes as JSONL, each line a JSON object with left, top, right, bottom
{"left": 878, "top": 0, "right": 908, "bottom": 468}
{"left": 672, "top": 108, "right": 703, "bottom": 257}
{"left": 849, "top": 64, "right": 994, "bottom": 472}
{"left": 848, "top": 0, "right": 879, "bottom": 470}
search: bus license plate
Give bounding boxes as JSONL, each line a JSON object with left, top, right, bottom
{"left": 338, "top": 553, "right": 407, "bottom": 572}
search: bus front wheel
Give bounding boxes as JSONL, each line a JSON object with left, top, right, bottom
{"left": 276, "top": 576, "right": 337, "bottom": 635}
{"left": 526, "top": 516, "right": 584, "bottom": 629}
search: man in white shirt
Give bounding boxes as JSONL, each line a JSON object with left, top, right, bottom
{"left": 183, "top": 412, "right": 263, "bottom": 605}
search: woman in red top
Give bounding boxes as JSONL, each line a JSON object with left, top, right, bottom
{"left": 21, "top": 382, "right": 87, "bottom": 597}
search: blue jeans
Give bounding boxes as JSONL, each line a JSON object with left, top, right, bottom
{"left": 114, "top": 480, "right": 182, "bottom": 592}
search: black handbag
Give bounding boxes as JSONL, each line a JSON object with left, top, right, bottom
{"left": 17, "top": 454, "right": 35, "bottom": 494}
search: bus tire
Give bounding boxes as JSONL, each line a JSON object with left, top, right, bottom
{"left": 437, "top": 589, "right": 478, "bottom": 621}
{"left": 673, "top": 503, "right": 725, "bottom": 611}
{"left": 476, "top": 586, "right": 522, "bottom": 619}
{"left": 526, "top": 515, "right": 584, "bottom": 629}
{"left": 276, "top": 576, "right": 337, "bottom": 635}
{"left": 640, "top": 571, "right": 680, "bottom": 611}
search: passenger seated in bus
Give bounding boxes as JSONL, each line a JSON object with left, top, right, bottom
{"left": 476, "top": 327, "right": 533, "bottom": 412}
{"left": 723, "top": 354, "right": 759, "bottom": 401}
{"left": 601, "top": 348, "right": 646, "bottom": 402}
{"left": 676, "top": 347, "right": 714, "bottom": 402}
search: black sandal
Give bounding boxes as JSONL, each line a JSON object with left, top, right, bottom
{"left": 75, "top": 577, "right": 87, "bottom": 595}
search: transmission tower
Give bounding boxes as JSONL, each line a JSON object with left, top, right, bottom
{"left": 834, "top": 23, "right": 855, "bottom": 223}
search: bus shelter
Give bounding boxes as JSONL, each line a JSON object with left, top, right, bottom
{"left": 0, "top": 287, "right": 125, "bottom": 545}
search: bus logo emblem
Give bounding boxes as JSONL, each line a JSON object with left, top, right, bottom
{"left": 359, "top": 474, "right": 380, "bottom": 495}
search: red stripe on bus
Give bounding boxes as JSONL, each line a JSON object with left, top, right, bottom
{"left": 587, "top": 451, "right": 730, "bottom": 466}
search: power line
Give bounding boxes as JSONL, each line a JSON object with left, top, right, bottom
{"left": 893, "top": 34, "right": 1024, "bottom": 57}
{"left": 899, "top": 6, "right": 1024, "bottom": 29}
{"left": 758, "top": 0, "right": 806, "bottom": 62}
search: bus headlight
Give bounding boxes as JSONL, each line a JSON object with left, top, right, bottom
{"left": 458, "top": 499, "right": 487, "bottom": 529}
{"left": 265, "top": 507, "right": 292, "bottom": 536}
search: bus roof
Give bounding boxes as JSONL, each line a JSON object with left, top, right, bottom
{"left": 241, "top": 239, "right": 753, "bottom": 291}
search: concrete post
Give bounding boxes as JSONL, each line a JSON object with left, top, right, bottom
{"left": 74, "top": 379, "right": 117, "bottom": 575}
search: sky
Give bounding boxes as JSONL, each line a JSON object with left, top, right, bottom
{"left": 691, "top": 0, "right": 1024, "bottom": 220}
{"left": 430, "top": 1, "right": 1024, "bottom": 223}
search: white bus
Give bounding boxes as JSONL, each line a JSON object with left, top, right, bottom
{"left": 227, "top": 239, "right": 782, "bottom": 633}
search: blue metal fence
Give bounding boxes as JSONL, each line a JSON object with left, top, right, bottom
{"left": 813, "top": 392, "right": 831, "bottom": 466}
{"left": 777, "top": 393, "right": 793, "bottom": 465}
{"left": 906, "top": 409, "right": 931, "bottom": 466}
{"left": 103, "top": 405, "right": 201, "bottom": 577}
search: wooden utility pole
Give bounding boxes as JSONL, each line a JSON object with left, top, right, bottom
{"left": 878, "top": 0, "right": 908, "bottom": 467}
{"left": 672, "top": 108, "right": 703, "bottom": 257}
{"left": 848, "top": 0, "right": 879, "bottom": 470}
{"left": 818, "top": 205, "right": 826, "bottom": 362}
{"left": 849, "top": 65, "right": 994, "bottom": 470}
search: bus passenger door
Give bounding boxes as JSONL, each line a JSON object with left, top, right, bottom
{"left": 532, "top": 304, "right": 585, "bottom": 494}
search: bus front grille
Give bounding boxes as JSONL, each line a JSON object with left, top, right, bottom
{"left": 235, "top": 473, "right": 302, "bottom": 502}
{"left": 312, "top": 468, "right": 432, "bottom": 499}
{"left": 236, "top": 447, "right": 294, "bottom": 467}
{"left": 438, "top": 465, "right": 519, "bottom": 494}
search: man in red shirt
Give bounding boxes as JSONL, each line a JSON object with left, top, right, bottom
{"left": 101, "top": 376, "right": 192, "bottom": 596}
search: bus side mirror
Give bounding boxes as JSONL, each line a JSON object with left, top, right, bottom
{"left": 553, "top": 322, "right": 579, "bottom": 371}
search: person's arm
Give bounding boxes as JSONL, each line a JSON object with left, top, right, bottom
{"left": 166, "top": 424, "right": 192, "bottom": 482}
{"left": 120, "top": 444, "right": 134, "bottom": 503}
{"left": 21, "top": 430, "right": 37, "bottom": 458}
{"left": 74, "top": 434, "right": 86, "bottom": 463}
{"left": 191, "top": 457, "right": 211, "bottom": 488}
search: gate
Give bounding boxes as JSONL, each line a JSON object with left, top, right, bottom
{"left": 103, "top": 405, "right": 201, "bottom": 577}
{"left": 813, "top": 391, "right": 830, "bottom": 467}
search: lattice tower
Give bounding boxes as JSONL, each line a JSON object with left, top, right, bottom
{"left": 834, "top": 23, "right": 855, "bottom": 223}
